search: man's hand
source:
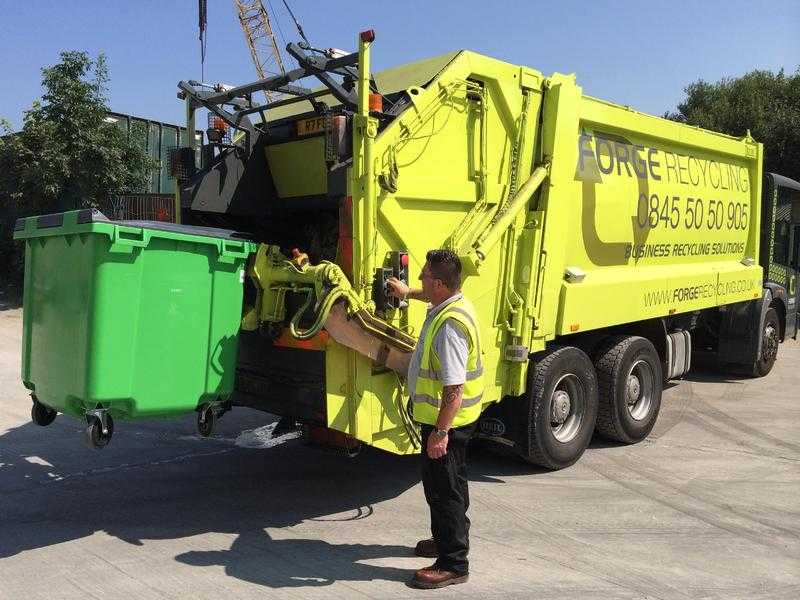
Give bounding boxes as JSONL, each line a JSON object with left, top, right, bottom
{"left": 386, "top": 276, "right": 409, "bottom": 300}
{"left": 387, "top": 278, "right": 428, "bottom": 302}
{"left": 427, "top": 430, "right": 448, "bottom": 459}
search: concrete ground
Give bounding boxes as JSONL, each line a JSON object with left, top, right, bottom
{"left": 0, "top": 305, "right": 798, "bottom": 600}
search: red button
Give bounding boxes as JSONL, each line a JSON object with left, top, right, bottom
{"left": 401, "top": 253, "right": 409, "bottom": 267}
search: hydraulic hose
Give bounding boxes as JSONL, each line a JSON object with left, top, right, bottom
{"left": 288, "top": 287, "right": 349, "bottom": 340}
{"left": 252, "top": 245, "right": 416, "bottom": 351}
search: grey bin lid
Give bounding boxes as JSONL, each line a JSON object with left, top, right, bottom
{"left": 117, "top": 219, "right": 252, "bottom": 242}
{"left": 84, "top": 208, "right": 252, "bottom": 241}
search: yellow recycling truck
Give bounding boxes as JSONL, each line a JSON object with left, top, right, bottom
{"left": 166, "top": 31, "right": 799, "bottom": 469}
{"left": 22, "top": 31, "right": 799, "bottom": 467}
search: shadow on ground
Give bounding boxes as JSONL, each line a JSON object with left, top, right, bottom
{"left": 680, "top": 367, "right": 753, "bottom": 384}
{"left": 0, "top": 360, "right": 723, "bottom": 588}
{"left": 0, "top": 286, "right": 21, "bottom": 311}
{"left": 0, "top": 411, "right": 544, "bottom": 589}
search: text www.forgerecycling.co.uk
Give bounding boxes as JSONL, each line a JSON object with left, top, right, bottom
{"left": 644, "top": 279, "right": 757, "bottom": 307}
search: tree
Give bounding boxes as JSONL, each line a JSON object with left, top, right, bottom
{"left": 665, "top": 68, "right": 800, "bottom": 182}
{"left": 0, "top": 51, "right": 155, "bottom": 285}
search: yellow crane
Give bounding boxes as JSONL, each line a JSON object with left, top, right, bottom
{"left": 233, "top": 0, "right": 287, "bottom": 100}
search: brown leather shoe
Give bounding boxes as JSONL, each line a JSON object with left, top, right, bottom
{"left": 414, "top": 538, "right": 438, "bottom": 558}
{"left": 410, "top": 564, "right": 468, "bottom": 589}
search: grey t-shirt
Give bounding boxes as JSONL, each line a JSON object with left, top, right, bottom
{"left": 407, "top": 293, "right": 469, "bottom": 396}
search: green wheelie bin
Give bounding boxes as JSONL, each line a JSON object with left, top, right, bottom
{"left": 13, "top": 209, "right": 256, "bottom": 447}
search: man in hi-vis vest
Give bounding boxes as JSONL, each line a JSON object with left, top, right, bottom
{"left": 387, "top": 249, "right": 484, "bottom": 589}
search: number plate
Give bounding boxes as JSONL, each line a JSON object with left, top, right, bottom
{"left": 296, "top": 116, "right": 326, "bottom": 136}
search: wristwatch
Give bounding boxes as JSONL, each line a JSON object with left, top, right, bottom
{"left": 433, "top": 428, "right": 448, "bottom": 438}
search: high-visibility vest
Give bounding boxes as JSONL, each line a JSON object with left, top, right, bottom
{"left": 411, "top": 296, "right": 484, "bottom": 428}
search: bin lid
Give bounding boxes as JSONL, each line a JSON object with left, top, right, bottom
{"left": 14, "top": 209, "right": 255, "bottom": 250}
{"left": 116, "top": 219, "right": 251, "bottom": 241}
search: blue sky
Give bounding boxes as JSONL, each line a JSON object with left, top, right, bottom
{"left": 1, "top": 1, "right": 797, "bottom": 130}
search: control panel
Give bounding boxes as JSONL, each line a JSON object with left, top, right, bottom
{"left": 373, "top": 251, "right": 409, "bottom": 312}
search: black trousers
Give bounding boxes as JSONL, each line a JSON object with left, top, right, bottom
{"left": 420, "top": 422, "right": 477, "bottom": 575}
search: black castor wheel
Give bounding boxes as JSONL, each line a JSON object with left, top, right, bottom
{"left": 31, "top": 398, "right": 57, "bottom": 427}
{"left": 85, "top": 414, "right": 114, "bottom": 449}
{"left": 197, "top": 405, "right": 216, "bottom": 437}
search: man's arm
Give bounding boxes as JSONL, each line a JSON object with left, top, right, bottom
{"left": 426, "top": 383, "right": 463, "bottom": 459}
{"left": 386, "top": 277, "right": 428, "bottom": 302}
{"left": 436, "top": 384, "right": 463, "bottom": 431}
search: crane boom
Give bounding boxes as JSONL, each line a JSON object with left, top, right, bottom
{"left": 234, "top": 0, "right": 286, "bottom": 100}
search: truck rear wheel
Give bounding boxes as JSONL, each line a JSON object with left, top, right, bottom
{"left": 523, "top": 346, "right": 598, "bottom": 470}
{"left": 594, "top": 336, "right": 662, "bottom": 444}
{"left": 753, "top": 308, "right": 779, "bottom": 377}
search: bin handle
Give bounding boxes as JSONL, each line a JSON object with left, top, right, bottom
{"left": 114, "top": 226, "right": 151, "bottom": 247}
{"left": 220, "top": 240, "right": 250, "bottom": 258}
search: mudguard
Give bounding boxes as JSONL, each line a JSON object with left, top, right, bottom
{"left": 717, "top": 286, "right": 786, "bottom": 370}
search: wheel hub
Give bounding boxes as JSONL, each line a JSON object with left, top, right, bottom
{"left": 549, "top": 373, "right": 585, "bottom": 444}
{"left": 762, "top": 325, "right": 778, "bottom": 361}
{"left": 551, "top": 390, "right": 571, "bottom": 424}
{"left": 626, "top": 374, "right": 641, "bottom": 405}
{"left": 626, "top": 360, "right": 654, "bottom": 421}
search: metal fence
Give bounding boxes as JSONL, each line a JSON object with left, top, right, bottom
{"left": 104, "top": 112, "right": 202, "bottom": 194}
{"left": 103, "top": 194, "right": 176, "bottom": 222}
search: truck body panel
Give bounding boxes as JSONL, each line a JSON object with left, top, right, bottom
{"left": 335, "top": 51, "right": 764, "bottom": 454}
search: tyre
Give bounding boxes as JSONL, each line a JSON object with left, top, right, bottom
{"left": 197, "top": 405, "right": 216, "bottom": 437}
{"left": 523, "top": 346, "right": 598, "bottom": 470}
{"left": 85, "top": 415, "right": 114, "bottom": 449}
{"left": 594, "top": 335, "right": 662, "bottom": 444}
{"left": 753, "top": 308, "right": 779, "bottom": 377}
{"left": 31, "top": 399, "right": 57, "bottom": 427}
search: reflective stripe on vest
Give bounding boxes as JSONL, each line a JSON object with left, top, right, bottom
{"left": 411, "top": 296, "right": 485, "bottom": 428}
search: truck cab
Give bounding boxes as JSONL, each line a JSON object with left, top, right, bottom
{"left": 761, "top": 172, "right": 800, "bottom": 340}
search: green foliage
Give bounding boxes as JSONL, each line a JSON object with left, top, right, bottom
{"left": 666, "top": 68, "right": 800, "bottom": 182}
{"left": 0, "top": 51, "right": 156, "bottom": 285}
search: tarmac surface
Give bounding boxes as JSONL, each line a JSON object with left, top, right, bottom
{"left": 0, "top": 305, "right": 798, "bottom": 599}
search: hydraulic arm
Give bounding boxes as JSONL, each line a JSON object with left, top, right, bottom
{"left": 244, "top": 244, "right": 415, "bottom": 371}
